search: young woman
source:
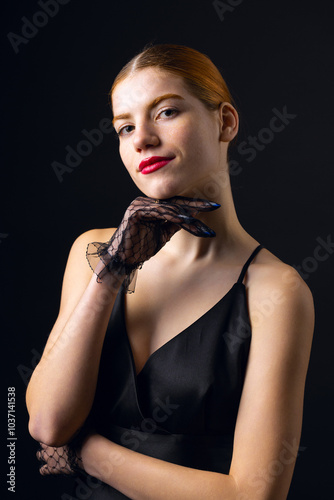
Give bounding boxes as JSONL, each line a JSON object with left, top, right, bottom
{"left": 26, "top": 44, "right": 314, "bottom": 499}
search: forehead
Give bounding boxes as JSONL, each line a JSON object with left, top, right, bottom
{"left": 111, "top": 67, "right": 190, "bottom": 114}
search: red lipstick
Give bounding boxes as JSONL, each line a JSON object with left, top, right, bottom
{"left": 139, "top": 156, "right": 174, "bottom": 175}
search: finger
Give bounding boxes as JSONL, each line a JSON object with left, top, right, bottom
{"left": 131, "top": 206, "right": 216, "bottom": 238}
{"left": 160, "top": 221, "right": 181, "bottom": 243}
{"left": 39, "top": 464, "right": 50, "bottom": 476}
{"left": 158, "top": 196, "right": 221, "bottom": 213}
{"left": 134, "top": 211, "right": 184, "bottom": 231}
{"left": 130, "top": 205, "right": 185, "bottom": 224}
{"left": 131, "top": 196, "right": 220, "bottom": 216}
{"left": 149, "top": 208, "right": 216, "bottom": 237}
{"left": 36, "top": 446, "right": 48, "bottom": 462}
{"left": 129, "top": 199, "right": 219, "bottom": 225}
{"left": 177, "top": 217, "right": 216, "bottom": 237}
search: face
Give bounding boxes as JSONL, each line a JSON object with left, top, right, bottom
{"left": 112, "top": 67, "right": 229, "bottom": 200}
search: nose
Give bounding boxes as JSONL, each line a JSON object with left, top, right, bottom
{"left": 132, "top": 122, "right": 160, "bottom": 151}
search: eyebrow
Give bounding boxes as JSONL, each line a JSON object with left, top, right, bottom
{"left": 112, "top": 93, "right": 185, "bottom": 125}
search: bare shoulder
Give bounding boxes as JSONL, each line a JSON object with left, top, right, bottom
{"left": 247, "top": 246, "right": 314, "bottom": 307}
{"left": 70, "top": 227, "right": 116, "bottom": 258}
{"left": 67, "top": 227, "right": 116, "bottom": 269}
{"left": 246, "top": 247, "right": 314, "bottom": 346}
{"left": 59, "top": 227, "right": 117, "bottom": 313}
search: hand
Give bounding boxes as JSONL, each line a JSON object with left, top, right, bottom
{"left": 36, "top": 442, "right": 83, "bottom": 476}
{"left": 86, "top": 195, "right": 220, "bottom": 284}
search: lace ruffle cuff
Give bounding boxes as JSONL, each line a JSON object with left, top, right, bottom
{"left": 86, "top": 241, "right": 139, "bottom": 293}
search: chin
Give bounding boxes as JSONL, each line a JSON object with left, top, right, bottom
{"left": 136, "top": 183, "right": 185, "bottom": 201}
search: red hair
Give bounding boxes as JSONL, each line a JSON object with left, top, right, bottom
{"left": 109, "top": 44, "right": 236, "bottom": 112}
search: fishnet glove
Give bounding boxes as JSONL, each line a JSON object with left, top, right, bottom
{"left": 36, "top": 442, "right": 83, "bottom": 476}
{"left": 86, "top": 195, "right": 220, "bottom": 291}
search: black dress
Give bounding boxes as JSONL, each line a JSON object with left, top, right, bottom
{"left": 81, "top": 244, "right": 264, "bottom": 499}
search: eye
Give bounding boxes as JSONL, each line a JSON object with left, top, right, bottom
{"left": 117, "top": 124, "right": 134, "bottom": 137}
{"left": 157, "top": 108, "right": 178, "bottom": 119}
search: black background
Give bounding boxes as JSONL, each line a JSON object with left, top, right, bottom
{"left": 1, "top": 1, "right": 333, "bottom": 498}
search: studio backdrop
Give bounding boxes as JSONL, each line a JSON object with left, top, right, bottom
{"left": 1, "top": 1, "right": 333, "bottom": 499}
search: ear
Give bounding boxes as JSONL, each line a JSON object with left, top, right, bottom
{"left": 218, "top": 102, "right": 239, "bottom": 142}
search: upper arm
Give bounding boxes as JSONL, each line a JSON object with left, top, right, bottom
{"left": 42, "top": 228, "right": 115, "bottom": 357}
{"left": 229, "top": 265, "right": 314, "bottom": 499}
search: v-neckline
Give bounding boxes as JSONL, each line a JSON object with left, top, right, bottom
{"left": 121, "top": 282, "right": 244, "bottom": 377}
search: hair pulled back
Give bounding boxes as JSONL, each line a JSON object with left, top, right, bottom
{"left": 110, "top": 44, "right": 235, "bottom": 112}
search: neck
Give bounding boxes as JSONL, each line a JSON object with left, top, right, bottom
{"left": 164, "top": 177, "right": 256, "bottom": 262}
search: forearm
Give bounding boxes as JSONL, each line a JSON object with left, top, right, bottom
{"left": 26, "top": 274, "right": 121, "bottom": 445}
{"left": 81, "top": 434, "right": 237, "bottom": 500}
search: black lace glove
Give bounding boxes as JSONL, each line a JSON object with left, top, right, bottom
{"left": 36, "top": 442, "right": 83, "bottom": 476}
{"left": 36, "top": 421, "right": 93, "bottom": 477}
{"left": 86, "top": 195, "right": 220, "bottom": 292}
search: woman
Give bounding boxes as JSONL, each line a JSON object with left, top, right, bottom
{"left": 26, "top": 44, "right": 314, "bottom": 499}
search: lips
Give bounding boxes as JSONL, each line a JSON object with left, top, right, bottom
{"left": 138, "top": 156, "right": 174, "bottom": 175}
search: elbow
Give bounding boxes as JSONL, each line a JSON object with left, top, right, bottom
{"left": 26, "top": 394, "right": 83, "bottom": 446}
{"left": 28, "top": 413, "right": 74, "bottom": 447}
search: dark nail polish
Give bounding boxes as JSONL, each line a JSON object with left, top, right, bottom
{"left": 204, "top": 229, "right": 216, "bottom": 237}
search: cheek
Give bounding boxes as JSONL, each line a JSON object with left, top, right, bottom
{"left": 171, "top": 123, "right": 213, "bottom": 164}
{"left": 167, "top": 122, "right": 200, "bottom": 153}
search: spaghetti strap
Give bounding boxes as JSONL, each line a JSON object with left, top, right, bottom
{"left": 237, "top": 244, "right": 264, "bottom": 284}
